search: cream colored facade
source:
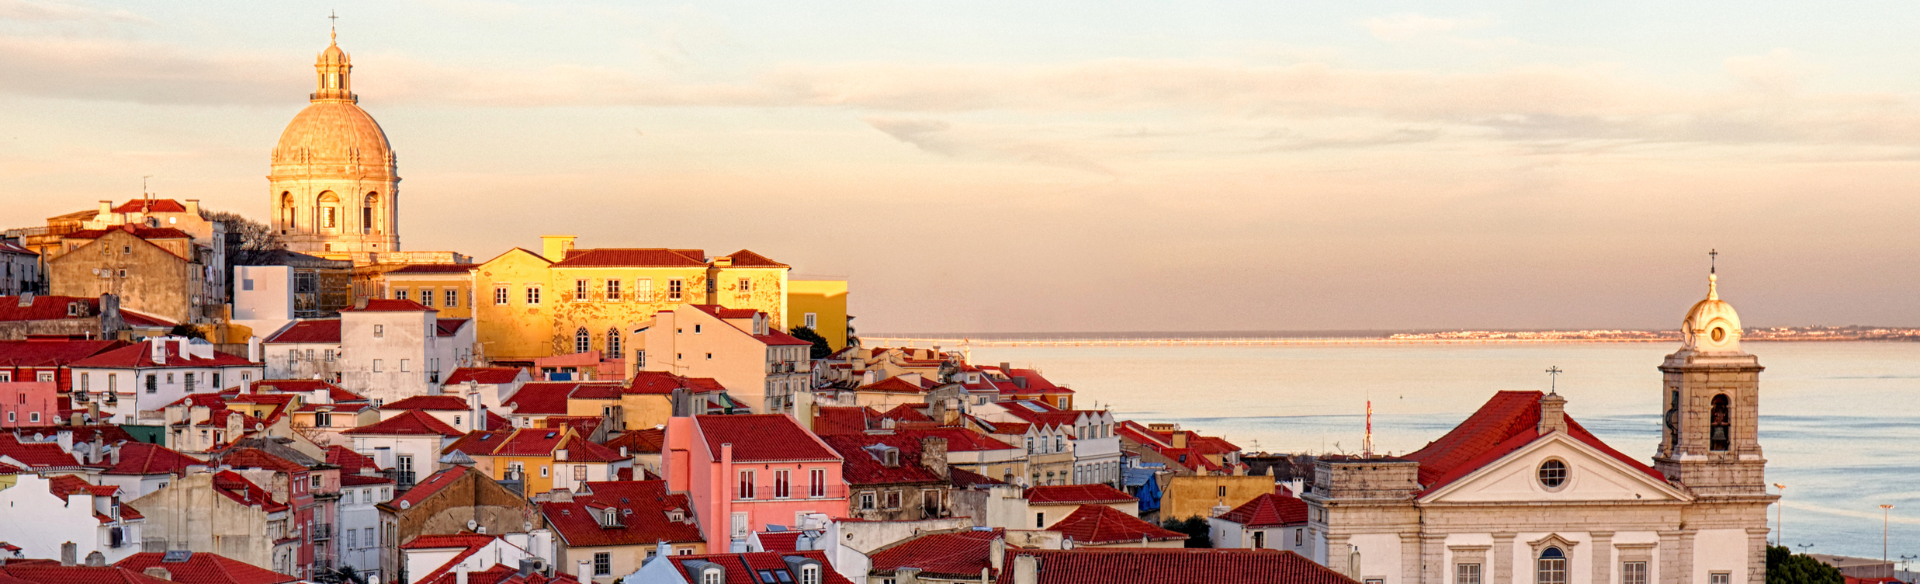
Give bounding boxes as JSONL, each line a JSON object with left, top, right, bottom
{"left": 1308, "top": 273, "right": 1772, "bottom": 584}
{"left": 628, "top": 304, "right": 812, "bottom": 414}
{"left": 270, "top": 34, "right": 401, "bottom": 261}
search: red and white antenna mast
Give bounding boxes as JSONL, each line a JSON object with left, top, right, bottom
{"left": 1362, "top": 399, "right": 1375, "bottom": 457}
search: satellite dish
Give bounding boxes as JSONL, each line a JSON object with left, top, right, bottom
{"left": 467, "top": 520, "right": 478, "bottom": 531}
{"left": 523, "top": 521, "right": 533, "bottom": 532}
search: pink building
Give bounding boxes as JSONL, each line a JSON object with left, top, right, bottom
{"left": 664, "top": 414, "right": 846, "bottom": 552}
{"left": 0, "top": 381, "right": 56, "bottom": 426}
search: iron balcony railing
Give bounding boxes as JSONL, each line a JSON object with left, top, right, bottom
{"left": 731, "top": 483, "right": 848, "bottom": 501}
{"left": 312, "top": 524, "right": 332, "bottom": 540}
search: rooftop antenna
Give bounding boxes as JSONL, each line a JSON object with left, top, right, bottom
{"left": 1361, "top": 398, "right": 1374, "bottom": 457}
{"left": 141, "top": 175, "right": 152, "bottom": 202}
{"left": 1545, "top": 365, "right": 1563, "bottom": 396}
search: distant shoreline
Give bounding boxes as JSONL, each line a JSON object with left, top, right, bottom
{"left": 863, "top": 326, "right": 1920, "bottom": 346}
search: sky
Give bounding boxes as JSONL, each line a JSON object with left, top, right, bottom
{"left": 6, "top": 1, "right": 1920, "bottom": 333}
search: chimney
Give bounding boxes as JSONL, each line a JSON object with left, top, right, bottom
{"left": 456, "top": 567, "right": 469, "bottom": 584}
{"left": 143, "top": 568, "right": 171, "bottom": 581}
{"left": 920, "top": 437, "right": 949, "bottom": 480}
{"left": 60, "top": 542, "right": 76, "bottom": 567}
{"left": 1012, "top": 554, "right": 1038, "bottom": 584}
{"left": 110, "top": 445, "right": 122, "bottom": 465}
{"left": 1538, "top": 392, "right": 1568, "bottom": 434}
{"left": 184, "top": 199, "right": 200, "bottom": 216}
{"left": 670, "top": 388, "right": 692, "bottom": 417}
{"left": 247, "top": 336, "right": 262, "bottom": 365}
{"left": 150, "top": 340, "right": 167, "bottom": 364}
{"left": 468, "top": 393, "right": 484, "bottom": 431}
{"left": 98, "top": 200, "right": 112, "bottom": 217}
{"left": 989, "top": 537, "right": 1006, "bottom": 572}
{"left": 656, "top": 541, "right": 673, "bottom": 561}
{"left": 540, "top": 235, "right": 577, "bottom": 262}
{"left": 84, "top": 551, "right": 104, "bottom": 567}
{"left": 575, "top": 560, "right": 591, "bottom": 580}
{"left": 226, "top": 412, "right": 243, "bottom": 439}
{"left": 942, "top": 398, "right": 960, "bottom": 426}
{"left": 1170, "top": 431, "right": 1188, "bottom": 450}
{"left": 90, "top": 434, "right": 104, "bottom": 464}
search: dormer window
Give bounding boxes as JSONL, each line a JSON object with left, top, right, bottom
{"left": 701, "top": 567, "right": 723, "bottom": 584}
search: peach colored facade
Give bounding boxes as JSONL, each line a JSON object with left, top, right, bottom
{"left": 629, "top": 305, "right": 811, "bottom": 414}
{"left": 664, "top": 415, "right": 847, "bottom": 552}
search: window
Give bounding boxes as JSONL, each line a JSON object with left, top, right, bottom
{"left": 1622, "top": 562, "right": 1648, "bottom": 584}
{"left": 372, "top": 359, "right": 383, "bottom": 373}
{"left": 730, "top": 512, "right": 748, "bottom": 539}
{"left": 394, "top": 289, "right": 408, "bottom": 301}
{"left": 400, "top": 359, "right": 410, "bottom": 372}
{"left": 704, "top": 568, "right": 724, "bottom": 584}
{"left": 39, "top": 371, "right": 55, "bottom": 383}
{"left": 445, "top": 288, "right": 458, "bottom": 307}
{"left": 739, "top": 470, "right": 755, "bottom": 499}
{"left": 668, "top": 279, "right": 683, "bottom": 301}
{"left": 1710, "top": 394, "right": 1731, "bottom": 451}
{"left": 540, "top": 465, "right": 549, "bottom": 477}
{"left": 28, "top": 412, "right": 38, "bottom": 423}
{"left": 575, "top": 279, "right": 589, "bottom": 301}
{"left": 635, "top": 350, "right": 646, "bottom": 369}
{"left": 804, "top": 313, "right": 817, "bottom": 328}
{"left": 494, "top": 285, "right": 509, "bottom": 305}
{"left": 1252, "top": 531, "right": 1266, "bottom": 549}
{"left": 810, "top": 468, "right": 825, "bottom": 497}
{"left": 1538, "top": 459, "right": 1568, "bottom": 489}
{"left": 1025, "top": 438, "right": 1034, "bottom": 454}
{"left": 1710, "top": 573, "right": 1730, "bottom": 584}
{"left": 607, "top": 328, "right": 622, "bottom": 355}
{"left": 243, "top": 278, "right": 254, "bottom": 291}
{"left": 1036, "top": 512, "right": 1045, "bottom": 528}
{"left": 322, "top": 207, "right": 337, "bottom": 228}
{"left": 884, "top": 490, "right": 902, "bottom": 509}
{"left": 1296, "top": 527, "right": 1304, "bottom": 546}
{"left": 593, "top": 553, "right": 610, "bottom": 576}
{"left": 315, "top": 411, "right": 332, "bottom": 427}
{"left": 346, "top": 528, "right": 356, "bottom": 548}
{"left": 1218, "top": 486, "right": 1227, "bottom": 497}
{"left": 107, "top": 374, "right": 115, "bottom": 393}
{"left": 859, "top": 492, "right": 875, "bottom": 510}
{"left": 738, "top": 278, "right": 751, "bottom": 293}
{"left": 575, "top": 328, "right": 591, "bottom": 354}
{"left": 311, "top": 475, "right": 322, "bottom": 489}
{"left": 343, "top": 490, "right": 353, "bottom": 504}
{"left": 420, "top": 289, "right": 434, "bottom": 307}
{"left": 325, "top": 350, "right": 335, "bottom": 362}
{"left": 1458, "top": 563, "right": 1483, "bottom": 584}
{"left": 798, "top": 566, "right": 820, "bottom": 584}
{"left": 183, "top": 373, "right": 195, "bottom": 393}
{"left": 526, "top": 286, "right": 542, "bottom": 305}
{"left": 574, "top": 465, "right": 587, "bottom": 481}
{"left": 146, "top": 374, "right": 157, "bottom": 394}
{"left": 695, "top": 324, "right": 703, "bottom": 334}
{"left": 81, "top": 373, "right": 89, "bottom": 391}
{"left": 774, "top": 470, "right": 791, "bottom": 498}
{"left": 374, "top": 324, "right": 384, "bottom": 338}
{"left": 606, "top": 279, "right": 621, "bottom": 301}
{"left": 1536, "top": 547, "right": 1567, "bottom": 584}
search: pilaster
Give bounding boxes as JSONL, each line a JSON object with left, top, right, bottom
{"left": 1422, "top": 533, "right": 1449, "bottom": 584}
{"left": 1402, "top": 532, "right": 1423, "bottom": 584}
{"left": 1494, "top": 533, "right": 1516, "bottom": 584}
{"left": 1330, "top": 535, "right": 1355, "bottom": 579}
{"left": 1657, "top": 531, "right": 1683, "bottom": 584}
{"left": 1591, "top": 532, "right": 1614, "bottom": 584}
{"left": 1745, "top": 528, "right": 1770, "bottom": 584}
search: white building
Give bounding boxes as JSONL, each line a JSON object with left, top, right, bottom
{"left": 1306, "top": 273, "right": 1773, "bottom": 584}
{"left": 262, "top": 298, "right": 474, "bottom": 405}
{"left": 0, "top": 240, "right": 39, "bottom": 296}
{"left": 1209, "top": 492, "right": 1323, "bottom": 561}
{"left": 0, "top": 473, "right": 145, "bottom": 564}
{"left": 341, "top": 409, "right": 463, "bottom": 489}
{"left": 336, "top": 468, "right": 397, "bottom": 583}
{"left": 68, "top": 337, "right": 265, "bottom": 425}
{"left": 978, "top": 401, "right": 1122, "bottom": 487}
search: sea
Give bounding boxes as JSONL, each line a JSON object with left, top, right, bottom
{"left": 951, "top": 340, "right": 1919, "bottom": 561}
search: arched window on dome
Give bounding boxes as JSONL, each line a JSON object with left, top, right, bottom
{"left": 1710, "top": 394, "right": 1731, "bottom": 451}
{"left": 575, "top": 328, "right": 591, "bottom": 355}
{"left": 280, "top": 192, "right": 295, "bottom": 231}
{"left": 317, "top": 191, "right": 340, "bottom": 232}
{"left": 363, "top": 193, "right": 378, "bottom": 235}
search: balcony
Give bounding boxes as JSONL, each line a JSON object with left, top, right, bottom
{"left": 731, "top": 483, "right": 848, "bottom": 502}
{"left": 312, "top": 524, "right": 332, "bottom": 541}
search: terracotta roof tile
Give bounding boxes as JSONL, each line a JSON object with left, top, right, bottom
{"left": 605, "top": 428, "right": 664, "bottom": 454}
{"left": 387, "top": 466, "right": 474, "bottom": 509}
{"left": 869, "top": 529, "right": 1003, "bottom": 578}
{"left": 1403, "top": 391, "right": 1662, "bottom": 495}
{"left": 0, "top": 559, "right": 177, "bottom": 584}
{"left": 0, "top": 434, "right": 80, "bottom": 468}
{"left": 114, "top": 552, "right": 298, "bottom": 584}
{"left": 504, "top": 382, "right": 609, "bottom": 416}
{"left": 717, "top": 250, "right": 788, "bottom": 268}
{"left": 386, "top": 264, "right": 477, "bottom": 274}
{"left": 446, "top": 367, "right": 525, "bottom": 385}
{"left": 383, "top": 396, "right": 473, "bottom": 411}
{"left": 65, "top": 225, "right": 193, "bottom": 241}
{"left": 696, "top": 415, "right": 840, "bottom": 463}
{"left": 109, "top": 199, "right": 189, "bottom": 213}
{"left": 0, "top": 339, "right": 126, "bottom": 367}
{"left": 991, "top": 548, "right": 1357, "bottom": 584}
{"left": 210, "top": 470, "right": 287, "bottom": 512}
{"left": 663, "top": 552, "right": 854, "bottom": 584}
{"left": 211, "top": 448, "right": 307, "bottom": 475}
{"left": 541, "top": 481, "right": 702, "bottom": 548}
{"left": 810, "top": 407, "right": 879, "bottom": 436}
{"left": 550, "top": 249, "right": 705, "bottom": 267}
{"left": 101, "top": 443, "right": 202, "bottom": 476}
{"left": 623, "top": 372, "right": 725, "bottom": 395}
{"left": 68, "top": 341, "right": 258, "bottom": 369}
{"left": 435, "top": 319, "right": 468, "bottom": 337}
{"left": 339, "top": 299, "right": 434, "bottom": 312}
{"left": 1215, "top": 493, "right": 1309, "bottom": 528}
{"left": 262, "top": 320, "right": 340, "bottom": 344}
{"left": 1047, "top": 505, "right": 1184, "bottom": 545}
{"left": 1024, "top": 484, "right": 1134, "bottom": 505}
{"left": 820, "top": 435, "right": 945, "bottom": 486}
{"left": 343, "top": 410, "right": 463, "bottom": 437}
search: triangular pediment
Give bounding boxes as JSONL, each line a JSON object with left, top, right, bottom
{"left": 1420, "top": 432, "right": 1689, "bottom": 504}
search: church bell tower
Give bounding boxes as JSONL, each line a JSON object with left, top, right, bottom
{"left": 1653, "top": 259, "right": 1767, "bottom": 497}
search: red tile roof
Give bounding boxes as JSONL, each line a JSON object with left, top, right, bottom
{"left": 1403, "top": 391, "right": 1662, "bottom": 495}
{"left": 717, "top": 249, "right": 788, "bottom": 268}
{"left": 810, "top": 407, "right": 880, "bottom": 435}
{"left": 1024, "top": 484, "right": 1135, "bottom": 505}
{"left": 115, "top": 552, "right": 298, "bottom": 584}
{"left": 415, "top": 564, "right": 579, "bottom": 584}
{"left": 49, "top": 474, "right": 119, "bottom": 501}
{"left": 101, "top": 443, "right": 202, "bottom": 476}
{"left": 339, "top": 299, "right": 434, "bottom": 312}
{"left": 383, "top": 396, "right": 473, "bottom": 411}
{"left": 697, "top": 415, "right": 839, "bottom": 463}
{"left": 65, "top": 225, "right": 193, "bottom": 241}
{"left": 869, "top": 529, "right": 1003, "bottom": 578}
{"left": 0, "top": 559, "right": 178, "bottom": 584}
{"left": 897, "top": 428, "right": 1015, "bottom": 452}
{"left": 1215, "top": 493, "right": 1309, "bottom": 528}
{"left": 663, "top": 552, "right": 854, "bottom": 584}
{"left": 1048, "top": 505, "right": 1185, "bottom": 545}
{"left": 0, "top": 297, "right": 94, "bottom": 322}
{"left": 567, "top": 384, "right": 622, "bottom": 400}
{"left": 446, "top": 367, "right": 525, "bottom": 385}
{"left": 68, "top": 341, "right": 258, "bottom": 369}
{"left": 878, "top": 403, "right": 934, "bottom": 423}
{"left": 503, "top": 382, "right": 602, "bottom": 415}
{"left": 0, "top": 339, "right": 126, "bottom": 367}
{"left": 212, "top": 448, "right": 307, "bottom": 475}
{"left": 754, "top": 328, "right": 812, "bottom": 347}
{"left": 250, "top": 379, "right": 364, "bottom": 403}
{"left": 605, "top": 428, "right": 665, "bottom": 454}
{"left": 820, "top": 435, "right": 945, "bottom": 486}
{"left": 856, "top": 377, "right": 931, "bottom": 394}
{"left": 211, "top": 470, "right": 287, "bottom": 512}
{"left": 622, "top": 371, "right": 725, "bottom": 395}
{"left": 387, "top": 465, "right": 474, "bottom": 510}
{"left": 400, "top": 533, "right": 501, "bottom": 550}
{"left": 686, "top": 304, "right": 759, "bottom": 320}
{"left": 542, "top": 480, "right": 703, "bottom": 548}
{"left": 441, "top": 431, "right": 511, "bottom": 456}
{"left": 262, "top": 320, "right": 340, "bottom": 344}
{"left": 387, "top": 264, "right": 477, "bottom": 274}
{"left": 343, "top": 410, "right": 463, "bottom": 437}
{"left": 110, "top": 199, "right": 189, "bottom": 213}
{"left": 0, "top": 434, "right": 80, "bottom": 468}
{"left": 949, "top": 467, "right": 1006, "bottom": 488}
{"left": 491, "top": 428, "right": 567, "bottom": 456}
{"left": 550, "top": 249, "right": 705, "bottom": 267}
{"left": 754, "top": 531, "right": 802, "bottom": 553}
{"left": 991, "top": 548, "right": 1357, "bottom": 584}
{"left": 435, "top": 319, "right": 468, "bottom": 337}
{"left": 0, "top": 241, "right": 34, "bottom": 256}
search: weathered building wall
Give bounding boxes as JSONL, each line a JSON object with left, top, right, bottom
{"left": 472, "top": 249, "right": 554, "bottom": 363}
{"left": 384, "top": 471, "right": 545, "bottom": 544}
{"left": 129, "top": 472, "right": 286, "bottom": 568}
{"left": 49, "top": 231, "right": 201, "bottom": 324}
{"left": 1160, "top": 474, "right": 1275, "bottom": 521}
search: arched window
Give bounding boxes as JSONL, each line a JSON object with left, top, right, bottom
{"left": 363, "top": 193, "right": 378, "bottom": 234}
{"left": 281, "top": 192, "right": 295, "bottom": 229}
{"left": 1537, "top": 547, "right": 1567, "bottom": 584}
{"left": 575, "top": 327, "right": 591, "bottom": 354}
{"left": 317, "top": 191, "right": 340, "bottom": 230}
{"left": 606, "top": 328, "right": 622, "bottom": 355}
{"left": 1710, "top": 394, "right": 1731, "bottom": 451}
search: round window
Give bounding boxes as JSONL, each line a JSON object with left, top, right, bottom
{"left": 1710, "top": 326, "right": 1726, "bottom": 342}
{"left": 1538, "top": 459, "right": 1568, "bottom": 489}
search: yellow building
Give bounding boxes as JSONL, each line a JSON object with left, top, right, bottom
{"left": 469, "top": 236, "right": 792, "bottom": 366}
{"left": 377, "top": 264, "right": 476, "bottom": 319}
{"left": 1159, "top": 474, "right": 1273, "bottom": 522}
{"left": 787, "top": 279, "right": 849, "bottom": 350}
{"left": 449, "top": 426, "right": 630, "bottom": 495}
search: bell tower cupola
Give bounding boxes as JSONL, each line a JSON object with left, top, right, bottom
{"left": 313, "top": 28, "right": 356, "bottom": 103}
{"left": 1653, "top": 253, "right": 1767, "bottom": 497}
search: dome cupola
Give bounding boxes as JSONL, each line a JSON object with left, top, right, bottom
{"left": 1681, "top": 265, "right": 1742, "bottom": 353}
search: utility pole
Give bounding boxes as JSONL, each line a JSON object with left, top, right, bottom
{"left": 1882, "top": 504, "right": 1895, "bottom": 565}
{"left": 1773, "top": 483, "right": 1786, "bottom": 547}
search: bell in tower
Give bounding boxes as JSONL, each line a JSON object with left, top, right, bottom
{"left": 1652, "top": 255, "right": 1768, "bottom": 498}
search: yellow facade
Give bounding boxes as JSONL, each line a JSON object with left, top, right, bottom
{"left": 469, "top": 238, "right": 795, "bottom": 366}
{"left": 380, "top": 271, "right": 476, "bottom": 319}
{"left": 787, "top": 279, "right": 848, "bottom": 350}
{"left": 1159, "top": 475, "right": 1273, "bottom": 521}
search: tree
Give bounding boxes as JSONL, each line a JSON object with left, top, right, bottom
{"left": 1767, "top": 545, "right": 1843, "bottom": 584}
{"left": 1160, "top": 516, "right": 1213, "bottom": 548}
{"left": 788, "top": 326, "right": 834, "bottom": 359}
{"left": 201, "top": 209, "right": 283, "bottom": 302}
{"left": 167, "top": 323, "right": 205, "bottom": 340}
{"left": 845, "top": 314, "right": 860, "bottom": 348}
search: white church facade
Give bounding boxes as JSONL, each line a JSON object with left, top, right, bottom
{"left": 1306, "top": 270, "right": 1773, "bottom": 584}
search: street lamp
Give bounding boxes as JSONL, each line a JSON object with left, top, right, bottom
{"left": 1881, "top": 504, "right": 1895, "bottom": 565}
{"left": 1773, "top": 483, "right": 1787, "bottom": 547}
